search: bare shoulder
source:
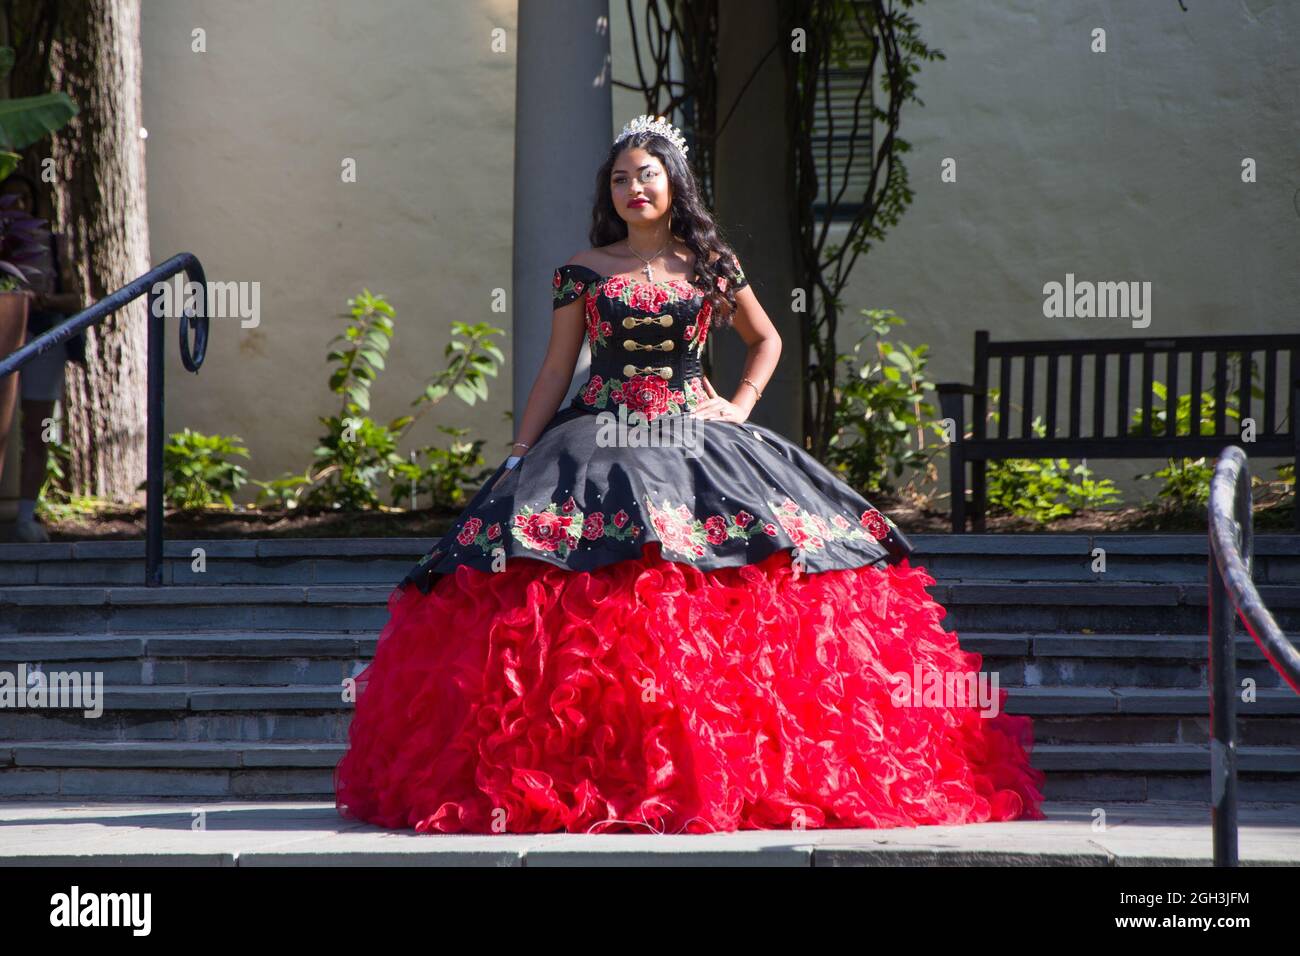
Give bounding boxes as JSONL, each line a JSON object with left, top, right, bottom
{"left": 566, "top": 248, "right": 608, "bottom": 272}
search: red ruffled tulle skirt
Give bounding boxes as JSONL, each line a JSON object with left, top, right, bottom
{"left": 334, "top": 543, "right": 1047, "bottom": 834}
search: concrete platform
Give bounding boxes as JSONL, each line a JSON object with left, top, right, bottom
{"left": 0, "top": 799, "right": 1296, "bottom": 866}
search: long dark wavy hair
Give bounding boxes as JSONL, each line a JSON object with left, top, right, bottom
{"left": 589, "top": 131, "right": 743, "bottom": 327}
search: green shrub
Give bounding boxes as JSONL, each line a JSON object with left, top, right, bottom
{"left": 825, "top": 309, "right": 945, "bottom": 496}
{"left": 141, "top": 428, "right": 250, "bottom": 510}
{"left": 252, "top": 290, "right": 505, "bottom": 511}
{"left": 390, "top": 425, "right": 493, "bottom": 511}
{"left": 983, "top": 393, "right": 1122, "bottom": 523}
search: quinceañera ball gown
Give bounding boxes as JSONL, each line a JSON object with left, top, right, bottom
{"left": 334, "top": 257, "right": 1046, "bottom": 834}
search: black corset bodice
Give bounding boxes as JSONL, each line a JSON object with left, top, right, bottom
{"left": 552, "top": 259, "right": 747, "bottom": 422}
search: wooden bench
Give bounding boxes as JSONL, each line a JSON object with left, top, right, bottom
{"left": 936, "top": 330, "right": 1300, "bottom": 532}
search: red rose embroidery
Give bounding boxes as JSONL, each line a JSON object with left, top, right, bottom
{"left": 518, "top": 511, "right": 575, "bottom": 551}
{"left": 692, "top": 301, "right": 712, "bottom": 352}
{"left": 704, "top": 515, "right": 727, "bottom": 545}
{"left": 777, "top": 511, "right": 823, "bottom": 551}
{"left": 763, "top": 523, "right": 778, "bottom": 536}
{"left": 486, "top": 522, "right": 502, "bottom": 540}
{"left": 613, "top": 509, "right": 629, "bottom": 528}
{"left": 585, "top": 295, "right": 601, "bottom": 346}
{"left": 602, "top": 275, "right": 632, "bottom": 300}
{"left": 582, "top": 512, "right": 605, "bottom": 540}
{"left": 621, "top": 374, "right": 672, "bottom": 421}
{"left": 628, "top": 283, "right": 670, "bottom": 313}
{"left": 457, "top": 516, "right": 483, "bottom": 545}
{"left": 860, "top": 508, "right": 890, "bottom": 540}
{"left": 736, "top": 510, "right": 753, "bottom": 527}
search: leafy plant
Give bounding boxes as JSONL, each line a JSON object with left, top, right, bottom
{"left": 825, "top": 309, "right": 945, "bottom": 496}
{"left": 0, "top": 192, "right": 50, "bottom": 289}
{"left": 390, "top": 425, "right": 494, "bottom": 511}
{"left": 0, "top": 45, "right": 79, "bottom": 183}
{"left": 982, "top": 393, "right": 1122, "bottom": 523}
{"left": 1127, "top": 358, "right": 1269, "bottom": 509}
{"left": 135, "top": 428, "right": 250, "bottom": 510}
{"left": 253, "top": 291, "right": 505, "bottom": 510}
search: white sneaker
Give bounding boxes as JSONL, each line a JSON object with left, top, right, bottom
{"left": 14, "top": 519, "right": 50, "bottom": 543}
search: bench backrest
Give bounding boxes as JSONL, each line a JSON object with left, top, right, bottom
{"left": 969, "top": 330, "right": 1300, "bottom": 456}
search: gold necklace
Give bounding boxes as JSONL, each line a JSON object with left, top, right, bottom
{"left": 625, "top": 239, "right": 672, "bottom": 282}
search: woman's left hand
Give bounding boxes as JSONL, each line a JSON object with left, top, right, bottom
{"left": 690, "top": 376, "right": 750, "bottom": 423}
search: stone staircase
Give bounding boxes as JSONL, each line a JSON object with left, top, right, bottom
{"left": 1, "top": 534, "right": 1298, "bottom": 803}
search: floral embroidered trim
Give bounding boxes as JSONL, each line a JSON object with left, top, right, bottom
{"left": 858, "top": 506, "right": 894, "bottom": 540}
{"left": 644, "top": 496, "right": 774, "bottom": 559}
{"left": 716, "top": 257, "right": 747, "bottom": 292}
{"left": 455, "top": 517, "right": 504, "bottom": 552}
{"left": 601, "top": 273, "right": 700, "bottom": 310}
{"left": 764, "top": 498, "right": 896, "bottom": 552}
{"left": 579, "top": 373, "right": 706, "bottom": 421}
{"left": 581, "top": 507, "right": 643, "bottom": 544}
{"left": 584, "top": 294, "right": 613, "bottom": 353}
{"left": 683, "top": 300, "right": 712, "bottom": 357}
{"left": 490, "top": 497, "right": 643, "bottom": 558}
{"left": 510, "top": 500, "right": 583, "bottom": 556}
{"left": 553, "top": 266, "right": 596, "bottom": 308}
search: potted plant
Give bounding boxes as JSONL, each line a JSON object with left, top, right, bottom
{"left": 0, "top": 190, "right": 51, "bottom": 318}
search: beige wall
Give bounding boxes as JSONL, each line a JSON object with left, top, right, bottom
{"left": 841, "top": 0, "right": 1298, "bottom": 365}
{"left": 141, "top": 0, "right": 518, "bottom": 504}
{"left": 21, "top": 1, "right": 1287, "bottom": 512}
{"left": 832, "top": 0, "right": 1299, "bottom": 488}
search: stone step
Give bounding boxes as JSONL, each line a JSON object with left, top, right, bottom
{"left": 8, "top": 636, "right": 1295, "bottom": 701}
{"left": 3, "top": 686, "right": 1297, "bottom": 746}
{"left": 1, "top": 799, "right": 1297, "bottom": 866}
{"left": 2, "top": 682, "right": 1296, "bottom": 717}
{"left": 4, "top": 581, "right": 1299, "bottom": 634}
{"left": 3, "top": 741, "right": 1298, "bottom": 801}
{"left": 0, "top": 534, "right": 1296, "bottom": 587}
{"left": 2, "top": 631, "right": 1288, "bottom": 688}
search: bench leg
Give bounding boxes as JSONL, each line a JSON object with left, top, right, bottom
{"left": 949, "top": 446, "right": 967, "bottom": 533}
{"left": 972, "top": 458, "right": 987, "bottom": 532}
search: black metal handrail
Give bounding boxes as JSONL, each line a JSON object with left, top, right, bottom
{"left": 1206, "top": 444, "right": 1300, "bottom": 866}
{"left": 0, "top": 252, "right": 209, "bottom": 585}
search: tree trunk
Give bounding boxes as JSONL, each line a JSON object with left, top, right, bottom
{"left": 9, "top": 0, "right": 149, "bottom": 504}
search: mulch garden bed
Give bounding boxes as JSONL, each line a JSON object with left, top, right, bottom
{"left": 11, "top": 487, "right": 1294, "bottom": 542}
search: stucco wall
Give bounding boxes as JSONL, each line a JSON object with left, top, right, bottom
{"left": 49, "top": 0, "right": 1293, "bottom": 513}
{"left": 140, "top": 0, "right": 518, "bottom": 505}
{"left": 832, "top": 0, "right": 1299, "bottom": 492}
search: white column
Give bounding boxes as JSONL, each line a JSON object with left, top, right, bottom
{"left": 513, "top": 0, "right": 612, "bottom": 419}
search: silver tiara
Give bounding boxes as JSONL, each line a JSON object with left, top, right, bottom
{"left": 615, "top": 113, "right": 688, "bottom": 157}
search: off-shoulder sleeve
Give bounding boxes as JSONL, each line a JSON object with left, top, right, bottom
{"left": 553, "top": 264, "right": 602, "bottom": 310}
{"left": 711, "top": 254, "right": 748, "bottom": 292}
{"left": 726, "top": 256, "right": 748, "bottom": 291}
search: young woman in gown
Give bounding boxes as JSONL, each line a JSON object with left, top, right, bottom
{"left": 333, "top": 115, "right": 1046, "bottom": 834}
